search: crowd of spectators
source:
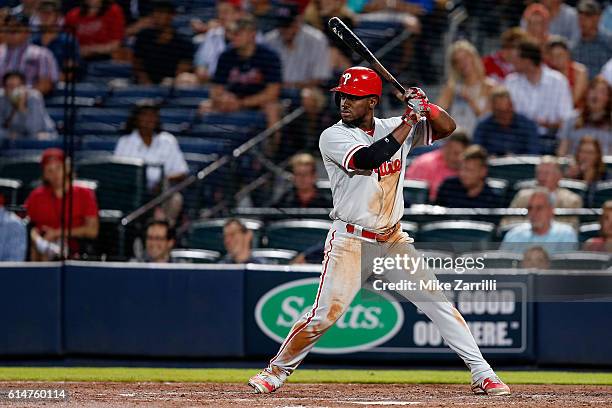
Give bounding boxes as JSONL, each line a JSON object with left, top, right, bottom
{"left": 0, "top": 0, "right": 611, "bottom": 266}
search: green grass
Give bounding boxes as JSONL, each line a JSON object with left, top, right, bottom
{"left": 0, "top": 367, "right": 611, "bottom": 385}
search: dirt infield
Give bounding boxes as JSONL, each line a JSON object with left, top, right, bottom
{"left": 1, "top": 382, "right": 612, "bottom": 407}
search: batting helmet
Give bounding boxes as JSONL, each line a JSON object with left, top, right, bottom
{"left": 330, "top": 67, "right": 382, "bottom": 98}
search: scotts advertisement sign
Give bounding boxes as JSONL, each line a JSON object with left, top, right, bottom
{"left": 255, "top": 278, "right": 404, "bottom": 354}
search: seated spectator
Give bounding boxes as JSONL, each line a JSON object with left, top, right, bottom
{"left": 557, "top": 76, "right": 612, "bottom": 156}
{"left": 572, "top": 0, "right": 612, "bottom": 79}
{"left": 501, "top": 188, "right": 578, "bottom": 254}
{"left": 505, "top": 156, "right": 583, "bottom": 227}
{"left": 565, "top": 136, "right": 608, "bottom": 207}
{"left": 505, "top": 38, "right": 573, "bottom": 154}
{"left": 520, "top": 246, "right": 551, "bottom": 269}
{"left": 405, "top": 130, "right": 469, "bottom": 202}
{"left": 544, "top": 36, "right": 588, "bottom": 108}
{"left": 0, "top": 13, "right": 59, "bottom": 95}
{"left": 584, "top": 200, "right": 612, "bottom": 252}
{"left": 248, "top": 0, "right": 280, "bottom": 34}
{"left": 540, "top": 0, "right": 580, "bottom": 47}
{"left": 25, "top": 148, "right": 99, "bottom": 261}
{"left": 264, "top": 2, "right": 332, "bottom": 156}
{"left": 303, "top": 0, "right": 357, "bottom": 72}
{"left": 0, "top": 193, "right": 27, "bottom": 262}
{"left": 199, "top": 15, "right": 282, "bottom": 152}
{"left": 32, "top": 0, "right": 80, "bottom": 80}
{"left": 0, "top": 71, "right": 57, "bottom": 141}
{"left": 193, "top": 0, "right": 243, "bottom": 83}
{"left": 472, "top": 85, "right": 540, "bottom": 156}
{"left": 437, "top": 40, "right": 495, "bottom": 135}
{"left": 274, "top": 153, "right": 332, "bottom": 208}
{"left": 482, "top": 27, "right": 527, "bottom": 82}
{"left": 114, "top": 102, "right": 189, "bottom": 224}
{"left": 435, "top": 145, "right": 502, "bottom": 208}
{"left": 10, "top": 0, "right": 42, "bottom": 28}
{"left": 220, "top": 218, "right": 263, "bottom": 264}
{"left": 264, "top": 2, "right": 331, "bottom": 89}
{"left": 65, "top": 0, "right": 125, "bottom": 61}
{"left": 141, "top": 219, "right": 175, "bottom": 263}
{"left": 133, "top": 0, "right": 193, "bottom": 85}
{"left": 521, "top": 3, "right": 551, "bottom": 48}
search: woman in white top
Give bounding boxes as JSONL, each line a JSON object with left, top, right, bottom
{"left": 437, "top": 40, "right": 495, "bottom": 136}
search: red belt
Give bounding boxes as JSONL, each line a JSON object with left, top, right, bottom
{"left": 346, "top": 223, "right": 399, "bottom": 242}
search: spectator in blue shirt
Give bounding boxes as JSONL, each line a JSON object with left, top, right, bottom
{"left": 473, "top": 86, "right": 540, "bottom": 156}
{"left": 200, "top": 14, "right": 282, "bottom": 154}
{"left": 436, "top": 145, "right": 502, "bottom": 208}
{"left": 0, "top": 193, "right": 27, "bottom": 262}
{"left": 501, "top": 188, "right": 578, "bottom": 254}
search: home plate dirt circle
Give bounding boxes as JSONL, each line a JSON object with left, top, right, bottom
{"left": 1, "top": 382, "right": 612, "bottom": 407}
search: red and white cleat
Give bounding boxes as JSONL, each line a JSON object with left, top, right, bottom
{"left": 471, "top": 376, "right": 511, "bottom": 396}
{"left": 248, "top": 367, "right": 287, "bottom": 394}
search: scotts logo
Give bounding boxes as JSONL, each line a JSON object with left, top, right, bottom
{"left": 374, "top": 159, "right": 402, "bottom": 177}
{"left": 255, "top": 278, "right": 404, "bottom": 354}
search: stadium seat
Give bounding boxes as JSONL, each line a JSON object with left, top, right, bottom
{"left": 76, "top": 157, "right": 148, "bottom": 213}
{"left": 486, "top": 178, "right": 509, "bottom": 203}
{"left": 79, "top": 108, "right": 129, "bottom": 126}
{"left": 264, "top": 219, "right": 333, "bottom": 252}
{"left": 75, "top": 122, "right": 121, "bottom": 136}
{"left": 200, "top": 110, "right": 266, "bottom": 129}
{"left": 0, "top": 156, "right": 42, "bottom": 203}
{"left": 4, "top": 139, "right": 63, "bottom": 151}
{"left": 54, "top": 81, "right": 110, "bottom": 98}
{"left": 95, "top": 209, "right": 126, "bottom": 260}
{"left": 594, "top": 181, "right": 612, "bottom": 207}
{"left": 111, "top": 85, "right": 171, "bottom": 99}
{"left": 169, "top": 97, "right": 203, "bottom": 108}
{"left": 46, "top": 95, "right": 97, "bottom": 108}
{"left": 170, "top": 249, "right": 221, "bottom": 264}
{"left": 189, "top": 123, "right": 253, "bottom": 143}
{"left": 579, "top": 222, "right": 601, "bottom": 242}
{"left": 251, "top": 249, "right": 298, "bottom": 265}
{"left": 82, "top": 135, "right": 119, "bottom": 151}
{"left": 171, "top": 87, "right": 210, "bottom": 99}
{"left": 460, "top": 250, "right": 523, "bottom": 269}
{"left": 0, "top": 178, "right": 22, "bottom": 206}
{"left": 86, "top": 61, "right": 133, "bottom": 82}
{"left": 487, "top": 156, "right": 540, "bottom": 186}
{"left": 418, "top": 220, "right": 496, "bottom": 250}
{"left": 177, "top": 137, "right": 230, "bottom": 155}
{"left": 186, "top": 218, "right": 264, "bottom": 253}
{"left": 550, "top": 252, "right": 611, "bottom": 270}
{"left": 403, "top": 179, "right": 429, "bottom": 205}
{"left": 514, "top": 178, "right": 588, "bottom": 199}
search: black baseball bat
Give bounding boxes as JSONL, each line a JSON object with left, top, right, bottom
{"left": 328, "top": 16, "right": 414, "bottom": 109}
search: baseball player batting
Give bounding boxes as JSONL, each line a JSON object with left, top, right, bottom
{"left": 248, "top": 67, "right": 511, "bottom": 396}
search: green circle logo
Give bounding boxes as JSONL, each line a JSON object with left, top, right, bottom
{"left": 255, "top": 278, "right": 404, "bottom": 354}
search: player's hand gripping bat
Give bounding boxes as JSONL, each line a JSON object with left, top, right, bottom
{"left": 328, "top": 16, "right": 415, "bottom": 110}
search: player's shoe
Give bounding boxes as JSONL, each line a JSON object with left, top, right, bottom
{"left": 248, "top": 367, "right": 287, "bottom": 394}
{"left": 471, "top": 376, "right": 511, "bottom": 396}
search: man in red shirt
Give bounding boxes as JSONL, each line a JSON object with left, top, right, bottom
{"left": 405, "top": 130, "right": 469, "bottom": 202}
{"left": 25, "top": 148, "right": 99, "bottom": 260}
{"left": 482, "top": 27, "right": 527, "bottom": 82}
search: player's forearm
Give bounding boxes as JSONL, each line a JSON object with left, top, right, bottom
{"left": 428, "top": 105, "right": 456, "bottom": 140}
{"left": 352, "top": 120, "right": 414, "bottom": 170}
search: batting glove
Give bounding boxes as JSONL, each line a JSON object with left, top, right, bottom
{"left": 405, "top": 87, "right": 441, "bottom": 119}
{"left": 401, "top": 107, "right": 421, "bottom": 127}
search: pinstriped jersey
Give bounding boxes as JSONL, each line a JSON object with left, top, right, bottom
{"left": 319, "top": 116, "right": 432, "bottom": 232}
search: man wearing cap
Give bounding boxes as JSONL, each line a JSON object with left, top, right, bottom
{"left": 201, "top": 14, "right": 282, "bottom": 148}
{"left": 572, "top": 0, "right": 612, "bottom": 79}
{"left": 31, "top": 0, "right": 80, "bottom": 79}
{"left": 0, "top": 13, "right": 59, "bottom": 95}
{"left": 25, "top": 148, "right": 99, "bottom": 261}
{"left": 263, "top": 2, "right": 331, "bottom": 89}
{"left": 0, "top": 193, "right": 27, "bottom": 262}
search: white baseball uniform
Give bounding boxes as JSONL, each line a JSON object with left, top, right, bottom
{"left": 267, "top": 116, "right": 496, "bottom": 383}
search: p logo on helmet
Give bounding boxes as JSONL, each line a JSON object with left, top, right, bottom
{"left": 331, "top": 67, "right": 382, "bottom": 107}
